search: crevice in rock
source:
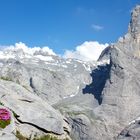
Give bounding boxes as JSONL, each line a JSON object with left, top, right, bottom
{"left": 70, "top": 117, "right": 89, "bottom": 139}
{"left": 15, "top": 116, "right": 63, "bottom": 136}
{"left": 72, "top": 118, "right": 87, "bottom": 127}
{"left": 63, "top": 118, "right": 70, "bottom": 135}
{"left": 63, "top": 118, "right": 70, "bottom": 125}
{"left": 116, "top": 120, "right": 140, "bottom": 139}
{"left": 1, "top": 94, "right": 6, "bottom": 99}
{"left": 18, "top": 99, "right": 34, "bottom": 103}
{"left": 29, "top": 77, "right": 37, "bottom": 93}
{"left": 29, "top": 77, "right": 34, "bottom": 89}
{"left": 63, "top": 127, "right": 70, "bottom": 135}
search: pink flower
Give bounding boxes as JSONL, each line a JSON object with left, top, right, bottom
{"left": 0, "top": 109, "right": 11, "bottom": 121}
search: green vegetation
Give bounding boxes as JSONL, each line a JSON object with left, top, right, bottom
{"left": 33, "top": 135, "right": 69, "bottom": 140}
{"left": 0, "top": 108, "right": 11, "bottom": 128}
{"left": 0, "top": 102, "right": 4, "bottom": 106}
{"left": 63, "top": 138, "right": 69, "bottom": 140}
{"left": 67, "top": 111, "right": 84, "bottom": 116}
{"left": 15, "top": 130, "right": 29, "bottom": 140}
{"left": 0, "top": 119, "right": 10, "bottom": 129}
{"left": 33, "top": 135, "right": 58, "bottom": 140}
{"left": 56, "top": 106, "right": 85, "bottom": 117}
{"left": 0, "top": 76, "right": 12, "bottom": 81}
{"left": 22, "top": 85, "right": 31, "bottom": 92}
{"left": 16, "top": 132, "right": 70, "bottom": 140}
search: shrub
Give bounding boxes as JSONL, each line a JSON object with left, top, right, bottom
{"left": 0, "top": 102, "right": 4, "bottom": 106}
{"left": 33, "top": 135, "right": 69, "bottom": 140}
{"left": 0, "top": 76, "right": 12, "bottom": 81}
{"left": 0, "top": 108, "right": 11, "bottom": 128}
{"left": 15, "top": 130, "right": 29, "bottom": 140}
{"left": 33, "top": 135, "right": 58, "bottom": 140}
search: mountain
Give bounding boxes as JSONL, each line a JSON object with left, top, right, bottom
{"left": 0, "top": 37, "right": 108, "bottom": 139}
{"left": 0, "top": 5, "right": 140, "bottom": 140}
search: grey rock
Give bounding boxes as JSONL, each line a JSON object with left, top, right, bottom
{"left": 0, "top": 80, "right": 65, "bottom": 136}
{"left": 68, "top": 114, "right": 93, "bottom": 140}
{"left": 116, "top": 120, "right": 140, "bottom": 140}
{"left": 128, "top": 5, "right": 140, "bottom": 42}
{"left": 93, "top": 5, "right": 140, "bottom": 139}
{"left": 0, "top": 133, "right": 17, "bottom": 140}
{"left": 0, "top": 57, "right": 92, "bottom": 105}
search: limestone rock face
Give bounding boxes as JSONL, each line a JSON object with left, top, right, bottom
{"left": 92, "top": 5, "right": 140, "bottom": 139}
{"left": 117, "top": 119, "right": 140, "bottom": 140}
{"left": 0, "top": 58, "right": 92, "bottom": 105}
{"left": 55, "top": 5, "right": 140, "bottom": 140}
{"left": 0, "top": 80, "right": 65, "bottom": 135}
{"left": 129, "top": 5, "right": 140, "bottom": 43}
{"left": 0, "top": 80, "right": 71, "bottom": 140}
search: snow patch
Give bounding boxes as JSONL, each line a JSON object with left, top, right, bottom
{"left": 35, "top": 55, "right": 53, "bottom": 61}
{"left": 128, "top": 116, "right": 140, "bottom": 125}
{"left": 83, "top": 63, "right": 91, "bottom": 71}
{"left": 69, "top": 94, "right": 76, "bottom": 97}
{"left": 63, "top": 86, "right": 79, "bottom": 99}
{"left": 61, "top": 65, "right": 68, "bottom": 68}
{"left": 74, "top": 65, "right": 77, "bottom": 68}
{"left": 66, "top": 61, "right": 71, "bottom": 64}
{"left": 97, "top": 59, "right": 110, "bottom": 66}
{"left": 0, "top": 62, "right": 3, "bottom": 67}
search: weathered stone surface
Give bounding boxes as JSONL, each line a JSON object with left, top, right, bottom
{"left": 0, "top": 58, "right": 92, "bottom": 105}
{"left": 0, "top": 80, "right": 65, "bottom": 135}
{"left": 116, "top": 119, "right": 140, "bottom": 140}
{"left": 129, "top": 5, "right": 140, "bottom": 42}
{"left": 0, "top": 133, "right": 17, "bottom": 140}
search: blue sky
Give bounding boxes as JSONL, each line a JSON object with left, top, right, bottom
{"left": 0, "top": 0, "right": 140, "bottom": 54}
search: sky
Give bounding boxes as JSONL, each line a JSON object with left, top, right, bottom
{"left": 0, "top": 0, "right": 140, "bottom": 60}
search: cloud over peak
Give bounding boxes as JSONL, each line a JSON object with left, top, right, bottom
{"left": 63, "top": 41, "right": 108, "bottom": 61}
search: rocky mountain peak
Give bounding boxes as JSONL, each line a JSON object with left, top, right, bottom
{"left": 128, "top": 5, "right": 140, "bottom": 42}
{"left": 117, "top": 5, "right": 140, "bottom": 58}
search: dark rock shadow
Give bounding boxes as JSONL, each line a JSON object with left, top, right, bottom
{"left": 30, "top": 77, "right": 37, "bottom": 92}
{"left": 83, "top": 64, "right": 111, "bottom": 105}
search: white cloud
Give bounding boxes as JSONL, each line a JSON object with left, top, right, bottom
{"left": 0, "top": 42, "right": 56, "bottom": 60}
{"left": 91, "top": 24, "right": 104, "bottom": 31}
{"left": 1, "top": 42, "right": 56, "bottom": 56}
{"left": 63, "top": 41, "right": 108, "bottom": 61}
